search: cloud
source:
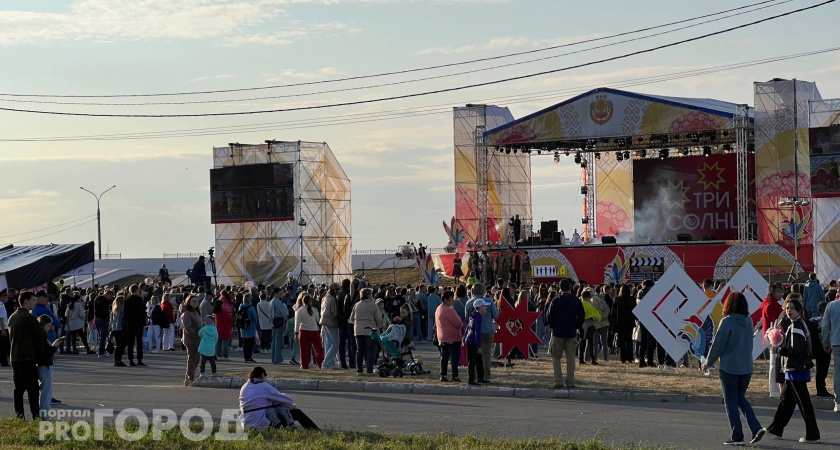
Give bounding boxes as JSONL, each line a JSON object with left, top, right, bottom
{"left": 264, "top": 67, "right": 347, "bottom": 82}
{"left": 189, "top": 74, "right": 235, "bottom": 82}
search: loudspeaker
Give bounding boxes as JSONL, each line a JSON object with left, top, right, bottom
{"left": 553, "top": 231, "right": 564, "bottom": 245}
{"left": 601, "top": 235, "right": 616, "bottom": 244}
{"left": 676, "top": 233, "right": 693, "bottom": 242}
{"left": 548, "top": 220, "right": 558, "bottom": 233}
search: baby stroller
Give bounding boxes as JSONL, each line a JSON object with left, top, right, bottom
{"left": 372, "top": 325, "right": 426, "bottom": 377}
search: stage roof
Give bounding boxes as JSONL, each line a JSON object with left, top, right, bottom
{"left": 485, "top": 87, "right": 754, "bottom": 147}
{"left": 0, "top": 242, "right": 95, "bottom": 290}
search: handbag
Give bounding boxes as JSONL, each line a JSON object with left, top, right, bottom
{"left": 105, "top": 332, "right": 115, "bottom": 354}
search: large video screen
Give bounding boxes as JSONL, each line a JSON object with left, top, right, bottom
{"left": 210, "top": 163, "right": 295, "bottom": 223}
{"left": 633, "top": 154, "right": 754, "bottom": 242}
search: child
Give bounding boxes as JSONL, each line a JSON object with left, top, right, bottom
{"left": 198, "top": 315, "right": 219, "bottom": 377}
{"left": 37, "top": 315, "right": 63, "bottom": 417}
{"left": 464, "top": 299, "right": 487, "bottom": 386}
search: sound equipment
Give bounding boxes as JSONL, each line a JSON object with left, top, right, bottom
{"left": 601, "top": 235, "right": 616, "bottom": 244}
{"left": 552, "top": 231, "right": 564, "bottom": 245}
{"left": 676, "top": 233, "right": 693, "bottom": 242}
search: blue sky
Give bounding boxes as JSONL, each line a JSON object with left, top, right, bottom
{"left": 1, "top": 0, "right": 839, "bottom": 257}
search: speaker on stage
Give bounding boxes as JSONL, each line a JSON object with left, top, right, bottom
{"left": 676, "top": 233, "right": 693, "bottom": 242}
{"left": 540, "top": 221, "right": 556, "bottom": 242}
{"left": 553, "top": 231, "right": 564, "bottom": 245}
{"left": 601, "top": 235, "right": 617, "bottom": 244}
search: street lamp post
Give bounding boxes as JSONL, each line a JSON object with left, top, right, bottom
{"left": 298, "top": 218, "right": 307, "bottom": 283}
{"left": 80, "top": 185, "right": 116, "bottom": 260}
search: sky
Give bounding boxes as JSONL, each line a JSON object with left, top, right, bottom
{"left": 1, "top": 0, "right": 839, "bottom": 258}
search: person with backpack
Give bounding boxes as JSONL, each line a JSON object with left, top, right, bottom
{"left": 236, "top": 298, "right": 259, "bottom": 363}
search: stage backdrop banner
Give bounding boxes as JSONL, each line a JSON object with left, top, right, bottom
{"left": 633, "top": 154, "right": 753, "bottom": 242}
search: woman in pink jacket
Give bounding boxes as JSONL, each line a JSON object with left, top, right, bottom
{"left": 436, "top": 292, "right": 463, "bottom": 382}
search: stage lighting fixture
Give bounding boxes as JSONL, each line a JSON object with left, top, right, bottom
{"left": 574, "top": 152, "right": 582, "bottom": 165}
{"left": 723, "top": 144, "right": 731, "bottom": 154}
{"left": 554, "top": 157, "right": 560, "bottom": 164}
{"left": 505, "top": 148, "right": 511, "bottom": 154}
{"left": 660, "top": 149, "right": 669, "bottom": 159}
{"left": 747, "top": 143, "right": 755, "bottom": 154}
{"left": 616, "top": 152, "right": 623, "bottom": 162}
{"left": 513, "top": 148, "right": 518, "bottom": 154}
{"left": 564, "top": 150, "right": 570, "bottom": 156}
{"left": 554, "top": 151, "right": 560, "bottom": 159}
{"left": 637, "top": 137, "right": 645, "bottom": 143}
{"left": 581, "top": 186, "right": 588, "bottom": 195}
{"left": 623, "top": 151, "right": 630, "bottom": 160}
{"left": 702, "top": 146, "right": 712, "bottom": 157}
{"left": 678, "top": 148, "right": 685, "bottom": 157}
{"left": 581, "top": 215, "right": 590, "bottom": 224}
{"left": 713, "top": 145, "right": 719, "bottom": 150}
{"left": 537, "top": 150, "right": 542, "bottom": 155}
{"left": 649, "top": 149, "right": 656, "bottom": 156}
{"left": 689, "top": 133, "right": 700, "bottom": 142}
{"left": 672, "top": 134, "right": 681, "bottom": 140}
{"left": 594, "top": 152, "right": 601, "bottom": 161}
{"left": 604, "top": 152, "right": 610, "bottom": 157}
{"left": 613, "top": 138, "right": 625, "bottom": 147}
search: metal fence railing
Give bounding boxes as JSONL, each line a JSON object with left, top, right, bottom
{"left": 97, "top": 254, "right": 121, "bottom": 260}
{"left": 352, "top": 247, "right": 447, "bottom": 256}
{"left": 163, "top": 253, "right": 206, "bottom": 258}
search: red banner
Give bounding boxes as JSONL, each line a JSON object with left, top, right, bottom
{"left": 633, "top": 154, "right": 754, "bottom": 242}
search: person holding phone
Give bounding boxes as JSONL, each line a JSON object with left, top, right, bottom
{"left": 36, "top": 315, "right": 63, "bottom": 416}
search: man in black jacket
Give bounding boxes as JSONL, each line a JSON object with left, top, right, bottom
{"left": 9, "top": 292, "right": 47, "bottom": 419}
{"left": 123, "top": 285, "right": 147, "bottom": 366}
{"left": 93, "top": 290, "right": 114, "bottom": 356}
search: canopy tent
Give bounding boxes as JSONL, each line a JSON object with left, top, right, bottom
{"left": 484, "top": 87, "right": 754, "bottom": 146}
{"left": 0, "top": 243, "right": 95, "bottom": 291}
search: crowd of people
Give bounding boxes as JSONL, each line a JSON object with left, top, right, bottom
{"left": 3, "top": 266, "right": 840, "bottom": 442}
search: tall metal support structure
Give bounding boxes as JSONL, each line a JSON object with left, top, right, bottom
{"left": 582, "top": 152, "right": 596, "bottom": 242}
{"left": 735, "top": 104, "right": 751, "bottom": 242}
{"left": 474, "top": 125, "right": 489, "bottom": 245}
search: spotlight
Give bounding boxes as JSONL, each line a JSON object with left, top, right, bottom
{"left": 594, "top": 152, "right": 601, "bottom": 161}
{"left": 564, "top": 150, "right": 570, "bottom": 156}
{"left": 747, "top": 143, "right": 755, "bottom": 154}
{"left": 650, "top": 149, "right": 657, "bottom": 156}
{"left": 581, "top": 186, "right": 588, "bottom": 195}
{"left": 660, "top": 149, "right": 669, "bottom": 159}
{"left": 574, "top": 152, "right": 582, "bottom": 165}
{"left": 537, "top": 150, "right": 542, "bottom": 155}
{"left": 505, "top": 148, "right": 511, "bottom": 154}
{"left": 554, "top": 157, "right": 560, "bottom": 164}
{"left": 623, "top": 151, "right": 630, "bottom": 160}
{"left": 604, "top": 152, "right": 610, "bottom": 157}
{"left": 581, "top": 215, "right": 590, "bottom": 224}
{"left": 616, "top": 152, "right": 624, "bottom": 162}
{"left": 693, "top": 146, "right": 700, "bottom": 152}
{"left": 689, "top": 133, "right": 700, "bottom": 142}
{"left": 639, "top": 149, "right": 647, "bottom": 158}
{"left": 678, "top": 148, "right": 685, "bottom": 157}
{"left": 723, "top": 144, "right": 731, "bottom": 154}
{"left": 702, "top": 146, "right": 712, "bottom": 157}
{"left": 713, "top": 145, "right": 719, "bottom": 151}
{"left": 513, "top": 148, "right": 518, "bottom": 154}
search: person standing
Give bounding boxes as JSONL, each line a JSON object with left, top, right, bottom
{"left": 319, "top": 284, "right": 340, "bottom": 369}
{"left": 464, "top": 299, "right": 487, "bottom": 386}
{"left": 237, "top": 298, "right": 258, "bottom": 363}
{"left": 295, "top": 294, "right": 324, "bottom": 370}
{"left": 160, "top": 293, "right": 176, "bottom": 351}
{"left": 93, "top": 290, "right": 113, "bottom": 356}
{"left": 513, "top": 214, "right": 522, "bottom": 244}
{"left": 416, "top": 285, "right": 428, "bottom": 340}
{"left": 544, "top": 279, "right": 585, "bottom": 389}
{"left": 9, "top": 292, "right": 47, "bottom": 419}
{"left": 198, "top": 315, "right": 218, "bottom": 377}
{"left": 702, "top": 292, "right": 765, "bottom": 446}
{"left": 436, "top": 291, "right": 463, "bottom": 383}
{"left": 66, "top": 295, "right": 94, "bottom": 354}
{"left": 612, "top": 284, "right": 637, "bottom": 363}
{"left": 214, "top": 301, "right": 233, "bottom": 360}
{"left": 762, "top": 299, "right": 820, "bottom": 444}
{"left": 821, "top": 294, "right": 840, "bottom": 413}
{"left": 256, "top": 293, "right": 273, "bottom": 352}
{"left": 35, "top": 315, "right": 62, "bottom": 418}
{"left": 110, "top": 296, "right": 126, "bottom": 366}
{"left": 180, "top": 295, "right": 202, "bottom": 385}
{"left": 123, "top": 285, "right": 147, "bottom": 366}
{"left": 465, "top": 285, "right": 498, "bottom": 382}
{"left": 270, "top": 288, "right": 289, "bottom": 365}
{"left": 147, "top": 296, "right": 165, "bottom": 353}
{"left": 349, "top": 288, "right": 382, "bottom": 375}
{"left": 802, "top": 273, "right": 823, "bottom": 319}
{"left": 426, "top": 287, "right": 442, "bottom": 343}
{"left": 336, "top": 279, "right": 352, "bottom": 369}
{"left": 761, "top": 283, "right": 785, "bottom": 398}
{"left": 0, "top": 289, "right": 10, "bottom": 367}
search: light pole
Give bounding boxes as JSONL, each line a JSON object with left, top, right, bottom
{"left": 298, "top": 218, "right": 307, "bottom": 283}
{"left": 80, "top": 185, "right": 116, "bottom": 260}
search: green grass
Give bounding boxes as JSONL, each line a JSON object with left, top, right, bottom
{"left": 0, "top": 418, "right": 665, "bottom": 449}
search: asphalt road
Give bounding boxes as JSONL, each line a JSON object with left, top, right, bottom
{"left": 0, "top": 349, "right": 838, "bottom": 449}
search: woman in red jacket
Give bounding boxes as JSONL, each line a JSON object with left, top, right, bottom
{"left": 161, "top": 293, "right": 176, "bottom": 351}
{"left": 214, "top": 301, "right": 233, "bottom": 360}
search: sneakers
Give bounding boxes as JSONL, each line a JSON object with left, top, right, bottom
{"left": 50, "top": 398, "right": 62, "bottom": 405}
{"left": 129, "top": 361, "right": 137, "bottom": 367}
{"left": 749, "top": 428, "right": 765, "bottom": 444}
{"left": 468, "top": 381, "right": 481, "bottom": 386}
{"left": 723, "top": 440, "right": 744, "bottom": 446}
{"left": 440, "top": 376, "right": 448, "bottom": 382}
{"left": 799, "top": 437, "right": 820, "bottom": 444}
{"left": 137, "top": 362, "right": 146, "bottom": 367}
{"left": 478, "top": 379, "right": 491, "bottom": 384}
{"left": 452, "top": 377, "right": 462, "bottom": 382}
{"left": 114, "top": 361, "right": 127, "bottom": 367}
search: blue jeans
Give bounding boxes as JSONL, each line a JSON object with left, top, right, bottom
{"left": 338, "top": 323, "right": 354, "bottom": 368}
{"left": 216, "top": 338, "right": 230, "bottom": 359}
{"left": 94, "top": 318, "right": 109, "bottom": 356}
{"left": 321, "top": 327, "right": 339, "bottom": 368}
{"left": 439, "top": 342, "right": 461, "bottom": 379}
{"left": 355, "top": 335, "right": 376, "bottom": 373}
{"left": 719, "top": 369, "right": 761, "bottom": 441}
{"left": 271, "top": 327, "right": 284, "bottom": 363}
{"left": 833, "top": 347, "right": 840, "bottom": 405}
{"left": 412, "top": 312, "right": 423, "bottom": 340}
{"left": 38, "top": 365, "right": 53, "bottom": 416}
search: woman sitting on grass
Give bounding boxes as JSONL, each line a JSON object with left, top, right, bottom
{"left": 239, "top": 366, "right": 317, "bottom": 430}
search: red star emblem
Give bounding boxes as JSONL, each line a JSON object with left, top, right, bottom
{"left": 495, "top": 300, "right": 542, "bottom": 359}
